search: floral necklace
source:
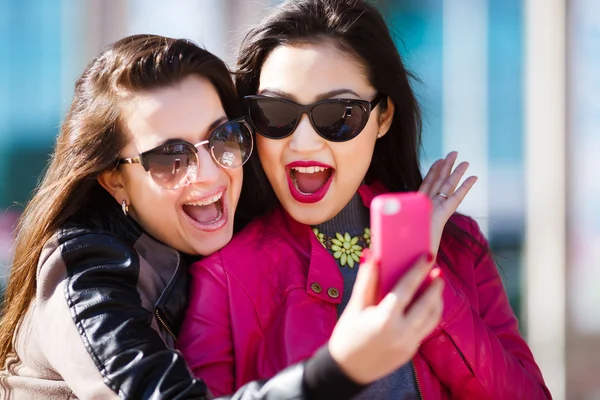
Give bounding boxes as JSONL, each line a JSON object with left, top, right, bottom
{"left": 312, "top": 227, "right": 371, "bottom": 269}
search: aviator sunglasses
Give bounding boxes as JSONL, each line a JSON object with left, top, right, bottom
{"left": 117, "top": 118, "right": 253, "bottom": 190}
{"left": 244, "top": 94, "right": 385, "bottom": 143}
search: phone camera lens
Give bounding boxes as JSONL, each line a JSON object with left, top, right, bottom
{"left": 382, "top": 198, "right": 401, "bottom": 215}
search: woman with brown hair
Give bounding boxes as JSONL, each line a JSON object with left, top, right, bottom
{"left": 0, "top": 34, "right": 446, "bottom": 400}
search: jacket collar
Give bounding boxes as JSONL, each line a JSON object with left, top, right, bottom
{"left": 132, "top": 232, "right": 189, "bottom": 338}
{"left": 154, "top": 263, "right": 188, "bottom": 338}
{"left": 278, "top": 182, "right": 388, "bottom": 304}
{"left": 73, "top": 197, "right": 191, "bottom": 338}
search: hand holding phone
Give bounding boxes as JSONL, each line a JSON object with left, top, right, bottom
{"left": 370, "top": 192, "right": 434, "bottom": 304}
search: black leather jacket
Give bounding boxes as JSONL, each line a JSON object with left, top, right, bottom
{"left": 1, "top": 195, "right": 364, "bottom": 400}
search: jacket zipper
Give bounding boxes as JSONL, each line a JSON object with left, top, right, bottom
{"left": 412, "top": 360, "right": 424, "bottom": 399}
{"left": 155, "top": 309, "right": 176, "bottom": 341}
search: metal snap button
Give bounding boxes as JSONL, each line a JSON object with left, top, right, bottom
{"left": 327, "top": 288, "right": 340, "bottom": 299}
{"left": 310, "top": 282, "right": 322, "bottom": 294}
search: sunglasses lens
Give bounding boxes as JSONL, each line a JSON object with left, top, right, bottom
{"left": 312, "top": 101, "right": 366, "bottom": 142}
{"left": 249, "top": 98, "right": 297, "bottom": 139}
{"left": 146, "top": 144, "right": 197, "bottom": 190}
{"left": 210, "top": 120, "right": 253, "bottom": 168}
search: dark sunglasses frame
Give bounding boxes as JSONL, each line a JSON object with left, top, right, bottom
{"left": 244, "top": 94, "right": 385, "bottom": 142}
{"left": 117, "top": 117, "right": 253, "bottom": 189}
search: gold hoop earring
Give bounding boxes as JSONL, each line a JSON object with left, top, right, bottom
{"left": 122, "top": 200, "right": 129, "bottom": 216}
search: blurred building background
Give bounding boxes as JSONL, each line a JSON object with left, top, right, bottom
{"left": 0, "top": 0, "right": 598, "bottom": 399}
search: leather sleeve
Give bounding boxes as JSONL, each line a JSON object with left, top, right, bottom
{"left": 40, "top": 231, "right": 210, "bottom": 399}
{"left": 216, "top": 346, "right": 365, "bottom": 400}
{"left": 419, "top": 220, "right": 552, "bottom": 399}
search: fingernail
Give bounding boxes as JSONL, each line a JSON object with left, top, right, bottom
{"left": 429, "top": 267, "right": 442, "bottom": 279}
{"left": 426, "top": 252, "right": 435, "bottom": 263}
{"left": 360, "top": 248, "right": 372, "bottom": 263}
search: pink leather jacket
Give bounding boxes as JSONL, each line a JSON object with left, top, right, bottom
{"left": 178, "top": 184, "right": 551, "bottom": 399}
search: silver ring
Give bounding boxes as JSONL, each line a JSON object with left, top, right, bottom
{"left": 435, "top": 192, "right": 448, "bottom": 199}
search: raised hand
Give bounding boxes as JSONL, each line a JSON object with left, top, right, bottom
{"left": 419, "top": 151, "right": 477, "bottom": 257}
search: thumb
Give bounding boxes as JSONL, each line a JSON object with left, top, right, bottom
{"left": 346, "top": 250, "right": 378, "bottom": 310}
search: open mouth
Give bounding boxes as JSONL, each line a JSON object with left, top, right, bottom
{"left": 286, "top": 163, "right": 335, "bottom": 204}
{"left": 181, "top": 190, "right": 227, "bottom": 231}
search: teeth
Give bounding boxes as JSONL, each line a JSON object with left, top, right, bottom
{"left": 185, "top": 192, "right": 223, "bottom": 206}
{"left": 291, "top": 166, "right": 328, "bottom": 173}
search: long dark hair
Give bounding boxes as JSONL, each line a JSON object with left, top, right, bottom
{"left": 235, "top": 0, "right": 421, "bottom": 220}
{"left": 233, "top": 0, "right": 487, "bottom": 262}
{"left": 0, "top": 34, "right": 239, "bottom": 366}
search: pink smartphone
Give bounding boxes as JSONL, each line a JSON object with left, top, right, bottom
{"left": 370, "top": 192, "right": 432, "bottom": 304}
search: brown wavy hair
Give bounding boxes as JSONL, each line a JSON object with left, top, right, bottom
{"left": 0, "top": 34, "right": 239, "bottom": 366}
